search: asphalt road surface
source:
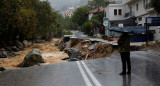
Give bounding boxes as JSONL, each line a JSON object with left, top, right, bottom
{"left": 0, "top": 51, "right": 160, "bottom": 86}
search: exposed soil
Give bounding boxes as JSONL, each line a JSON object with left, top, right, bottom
{"left": 0, "top": 38, "right": 68, "bottom": 69}
{"left": 140, "top": 43, "right": 160, "bottom": 55}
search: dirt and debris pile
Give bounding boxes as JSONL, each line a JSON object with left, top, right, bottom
{"left": 93, "top": 43, "right": 113, "bottom": 58}
{"left": 21, "top": 49, "right": 44, "bottom": 67}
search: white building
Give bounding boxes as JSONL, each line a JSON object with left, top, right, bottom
{"left": 64, "top": 11, "right": 73, "bottom": 18}
{"left": 105, "top": 4, "right": 125, "bottom": 26}
{"left": 104, "top": 0, "right": 160, "bottom": 41}
{"left": 123, "top": 0, "right": 157, "bottom": 26}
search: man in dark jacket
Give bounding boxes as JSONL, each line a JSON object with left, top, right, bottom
{"left": 118, "top": 32, "right": 131, "bottom": 75}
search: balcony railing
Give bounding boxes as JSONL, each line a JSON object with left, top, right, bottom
{"left": 124, "top": 11, "right": 135, "bottom": 18}
{"left": 145, "top": 3, "right": 152, "bottom": 10}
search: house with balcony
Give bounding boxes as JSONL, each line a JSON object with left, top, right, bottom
{"left": 123, "top": 0, "right": 160, "bottom": 41}
{"left": 104, "top": 0, "right": 160, "bottom": 41}
{"left": 123, "top": 0, "right": 157, "bottom": 26}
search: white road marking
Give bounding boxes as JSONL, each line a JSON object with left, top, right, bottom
{"left": 81, "top": 61, "right": 102, "bottom": 86}
{"left": 76, "top": 61, "right": 92, "bottom": 86}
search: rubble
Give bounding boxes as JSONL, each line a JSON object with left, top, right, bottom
{"left": 58, "top": 36, "right": 113, "bottom": 60}
{"left": 64, "top": 48, "right": 79, "bottom": 61}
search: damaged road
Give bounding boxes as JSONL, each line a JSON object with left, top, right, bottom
{"left": 0, "top": 51, "right": 160, "bottom": 86}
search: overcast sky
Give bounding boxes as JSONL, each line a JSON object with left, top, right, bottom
{"left": 40, "top": 0, "right": 82, "bottom": 11}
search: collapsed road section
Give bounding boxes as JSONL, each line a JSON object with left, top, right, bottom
{"left": 57, "top": 35, "right": 113, "bottom": 61}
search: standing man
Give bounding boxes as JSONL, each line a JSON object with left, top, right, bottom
{"left": 118, "top": 31, "right": 131, "bottom": 75}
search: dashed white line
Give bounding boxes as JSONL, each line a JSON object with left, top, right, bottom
{"left": 81, "top": 61, "right": 102, "bottom": 86}
{"left": 76, "top": 61, "right": 92, "bottom": 86}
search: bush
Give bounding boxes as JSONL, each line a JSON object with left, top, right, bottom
{"left": 82, "top": 21, "right": 93, "bottom": 35}
{"left": 62, "top": 29, "right": 73, "bottom": 35}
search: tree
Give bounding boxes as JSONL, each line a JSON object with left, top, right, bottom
{"left": 87, "top": 0, "right": 110, "bottom": 9}
{"left": 31, "top": 0, "right": 59, "bottom": 38}
{"left": 82, "top": 21, "right": 93, "bottom": 35}
{"left": 151, "top": 0, "right": 160, "bottom": 14}
{"left": 91, "top": 11, "right": 104, "bottom": 27}
{"left": 0, "top": 0, "right": 60, "bottom": 44}
{"left": 72, "top": 6, "right": 90, "bottom": 26}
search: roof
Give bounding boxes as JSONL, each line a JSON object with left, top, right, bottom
{"left": 64, "top": 11, "right": 73, "bottom": 14}
{"left": 87, "top": 7, "right": 104, "bottom": 14}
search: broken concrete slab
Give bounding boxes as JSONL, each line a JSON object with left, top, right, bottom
{"left": 64, "top": 48, "right": 79, "bottom": 59}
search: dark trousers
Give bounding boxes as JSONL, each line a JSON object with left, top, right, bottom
{"left": 120, "top": 52, "right": 131, "bottom": 73}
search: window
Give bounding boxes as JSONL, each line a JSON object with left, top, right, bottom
{"left": 118, "top": 9, "right": 122, "bottom": 15}
{"left": 136, "top": 3, "right": 139, "bottom": 11}
{"left": 130, "top": 7, "right": 132, "bottom": 12}
{"left": 114, "top": 9, "right": 117, "bottom": 16}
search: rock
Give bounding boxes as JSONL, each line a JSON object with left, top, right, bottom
{"left": 69, "top": 58, "right": 78, "bottom": 61}
{"left": 5, "top": 47, "right": 12, "bottom": 51}
{"left": 0, "top": 67, "right": 5, "bottom": 71}
{"left": 11, "top": 46, "right": 19, "bottom": 52}
{"left": 45, "top": 38, "right": 51, "bottom": 42}
{"left": 15, "top": 52, "right": 20, "bottom": 56}
{"left": 23, "top": 40, "right": 32, "bottom": 47}
{"left": 55, "top": 41, "right": 59, "bottom": 46}
{"left": 15, "top": 41, "right": 24, "bottom": 49}
{"left": 21, "top": 49, "right": 44, "bottom": 67}
{"left": 0, "top": 61, "right": 3, "bottom": 64}
{"left": 64, "top": 48, "right": 79, "bottom": 59}
{"left": 58, "top": 41, "right": 65, "bottom": 51}
{"left": 7, "top": 52, "right": 16, "bottom": 57}
{"left": 35, "top": 40, "right": 46, "bottom": 43}
{"left": 0, "top": 51, "right": 8, "bottom": 58}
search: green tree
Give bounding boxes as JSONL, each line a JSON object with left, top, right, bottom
{"left": 87, "top": 0, "right": 110, "bottom": 9}
{"left": 82, "top": 21, "right": 93, "bottom": 35}
{"left": 72, "top": 6, "right": 90, "bottom": 26}
{"left": 91, "top": 11, "right": 104, "bottom": 27}
{"left": 32, "top": 1, "right": 59, "bottom": 38}
{"left": 151, "top": 0, "right": 160, "bottom": 14}
{"left": 0, "top": 0, "right": 59, "bottom": 44}
{"left": 17, "top": 7, "right": 38, "bottom": 41}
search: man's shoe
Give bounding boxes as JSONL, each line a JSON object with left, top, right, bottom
{"left": 119, "top": 72, "right": 126, "bottom": 75}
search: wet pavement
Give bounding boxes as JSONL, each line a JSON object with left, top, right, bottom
{"left": 0, "top": 51, "right": 160, "bottom": 86}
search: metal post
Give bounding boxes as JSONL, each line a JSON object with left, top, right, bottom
{"left": 108, "top": 21, "right": 110, "bottom": 38}
{"left": 145, "top": 18, "right": 149, "bottom": 45}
